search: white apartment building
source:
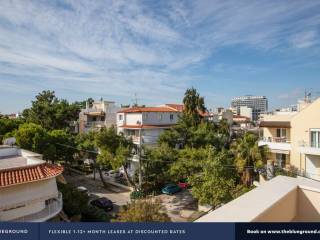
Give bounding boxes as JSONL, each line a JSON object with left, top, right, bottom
{"left": 79, "top": 99, "right": 120, "bottom": 133}
{"left": 231, "top": 95, "right": 268, "bottom": 121}
{"left": 117, "top": 105, "right": 181, "bottom": 174}
{"left": 259, "top": 98, "right": 320, "bottom": 180}
{"left": 0, "top": 146, "right": 63, "bottom": 222}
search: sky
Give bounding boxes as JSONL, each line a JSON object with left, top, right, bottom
{"left": 0, "top": 0, "right": 320, "bottom": 114}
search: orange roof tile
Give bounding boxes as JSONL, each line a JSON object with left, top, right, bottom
{"left": 0, "top": 164, "right": 63, "bottom": 188}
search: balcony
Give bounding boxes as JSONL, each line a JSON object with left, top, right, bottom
{"left": 258, "top": 137, "right": 291, "bottom": 152}
{"left": 12, "top": 192, "right": 63, "bottom": 222}
{"left": 85, "top": 121, "right": 105, "bottom": 128}
{"left": 299, "top": 142, "right": 320, "bottom": 156}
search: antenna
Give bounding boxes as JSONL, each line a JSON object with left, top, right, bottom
{"left": 132, "top": 93, "right": 139, "bottom": 107}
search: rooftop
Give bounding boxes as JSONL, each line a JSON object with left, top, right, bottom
{"left": 196, "top": 176, "right": 320, "bottom": 222}
{"left": 118, "top": 107, "right": 179, "bottom": 113}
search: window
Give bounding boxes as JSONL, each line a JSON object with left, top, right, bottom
{"left": 170, "top": 114, "right": 174, "bottom": 121}
{"left": 276, "top": 128, "right": 287, "bottom": 138}
{"left": 158, "top": 113, "right": 163, "bottom": 120}
{"left": 143, "top": 113, "right": 148, "bottom": 120}
{"left": 310, "top": 129, "right": 320, "bottom": 148}
{"left": 276, "top": 153, "right": 286, "bottom": 168}
{"left": 119, "top": 115, "right": 123, "bottom": 121}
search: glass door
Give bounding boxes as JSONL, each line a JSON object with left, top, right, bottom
{"left": 310, "top": 129, "right": 320, "bottom": 148}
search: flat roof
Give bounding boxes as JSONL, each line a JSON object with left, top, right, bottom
{"left": 195, "top": 176, "right": 320, "bottom": 222}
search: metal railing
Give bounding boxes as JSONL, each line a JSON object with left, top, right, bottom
{"left": 259, "top": 137, "right": 291, "bottom": 143}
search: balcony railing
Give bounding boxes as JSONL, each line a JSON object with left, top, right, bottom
{"left": 11, "top": 192, "right": 63, "bottom": 222}
{"left": 259, "top": 137, "right": 290, "bottom": 143}
{"left": 298, "top": 141, "right": 320, "bottom": 155}
{"left": 85, "top": 121, "right": 105, "bottom": 128}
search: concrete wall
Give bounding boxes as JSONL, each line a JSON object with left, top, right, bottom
{"left": 253, "top": 189, "right": 297, "bottom": 222}
{"left": 125, "top": 113, "right": 143, "bottom": 125}
{"left": 291, "top": 98, "right": 320, "bottom": 174}
{"left": 296, "top": 188, "right": 320, "bottom": 222}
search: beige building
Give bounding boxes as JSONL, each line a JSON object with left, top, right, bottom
{"left": 0, "top": 146, "right": 63, "bottom": 222}
{"left": 259, "top": 98, "right": 320, "bottom": 180}
{"left": 78, "top": 99, "right": 120, "bottom": 133}
{"left": 196, "top": 176, "right": 320, "bottom": 222}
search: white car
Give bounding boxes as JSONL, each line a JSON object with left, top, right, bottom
{"left": 105, "top": 170, "right": 123, "bottom": 178}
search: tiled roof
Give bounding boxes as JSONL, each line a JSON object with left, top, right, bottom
{"left": 165, "top": 104, "right": 184, "bottom": 112}
{"left": 119, "top": 124, "right": 175, "bottom": 129}
{"left": 0, "top": 164, "right": 63, "bottom": 188}
{"left": 118, "top": 107, "right": 178, "bottom": 113}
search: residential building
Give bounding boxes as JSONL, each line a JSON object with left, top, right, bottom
{"left": 0, "top": 146, "right": 63, "bottom": 222}
{"left": 233, "top": 115, "right": 252, "bottom": 129}
{"left": 78, "top": 99, "right": 120, "bottom": 133}
{"left": 196, "top": 176, "right": 320, "bottom": 222}
{"left": 211, "top": 109, "right": 233, "bottom": 125}
{"left": 231, "top": 95, "right": 268, "bottom": 121}
{"left": 259, "top": 97, "right": 320, "bottom": 180}
{"left": 240, "top": 106, "right": 253, "bottom": 121}
{"left": 117, "top": 105, "right": 181, "bottom": 174}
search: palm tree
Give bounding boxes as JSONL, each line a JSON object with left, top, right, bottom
{"left": 183, "top": 87, "right": 206, "bottom": 126}
{"left": 231, "top": 133, "right": 268, "bottom": 186}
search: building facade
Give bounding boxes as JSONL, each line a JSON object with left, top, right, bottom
{"left": 117, "top": 105, "right": 181, "bottom": 174}
{"left": 231, "top": 95, "right": 268, "bottom": 121}
{"left": 0, "top": 146, "right": 63, "bottom": 222}
{"left": 78, "top": 99, "right": 120, "bottom": 133}
{"left": 259, "top": 98, "right": 320, "bottom": 180}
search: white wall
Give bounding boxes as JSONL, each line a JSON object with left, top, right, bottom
{"left": 125, "top": 113, "right": 143, "bottom": 125}
{"left": 142, "top": 112, "right": 179, "bottom": 125}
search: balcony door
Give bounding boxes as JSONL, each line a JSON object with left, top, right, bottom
{"left": 276, "top": 128, "right": 287, "bottom": 142}
{"left": 310, "top": 129, "right": 320, "bottom": 148}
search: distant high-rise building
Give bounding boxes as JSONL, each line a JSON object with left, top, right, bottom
{"left": 231, "top": 95, "right": 268, "bottom": 121}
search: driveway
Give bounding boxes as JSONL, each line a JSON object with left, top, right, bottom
{"left": 64, "top": 173, "right": 131, "bottom": 214}
{"left": 156, "top": 189, "right": 198, "bottom": 222}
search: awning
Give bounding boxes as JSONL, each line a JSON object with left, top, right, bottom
{"left": 270, "top": 149, "right": 290, "bottom": 154}
{"left": 259, "top": 121, "right": 291, "bottom": 128}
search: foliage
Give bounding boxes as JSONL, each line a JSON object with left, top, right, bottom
{"left": 231, "top": 133, "right": 269, "bottom": 185}
{"left": 58, "top": 183, "right": 89, "bottom": 217}
{"left": 22, "top": 90, "right": 80, "bottom": 130}
{"left": 169, "top": 147, "right": 208, "bottom": 182}
{"left": 130, "top": 190, "right": 146, "bottom": 200}
{"left": 81, "top": 205, "right": 111, "bottom": 222}
{"left": 182, "top": 87, "right": 206, "bottom": 126}
{"left": 0, "top": 117, "right": 24, "bottom": 142}
{"left": 142, "top": 143, "right": 177, "bottom": 192}
{"left": 14, "top": 123, "right": 49, "bottom": 153}
{"left": 116, "top": 199, "right": 170, "bottom": 222}
{"left": 189, "top": 148, "right": 237, "bottom": 208}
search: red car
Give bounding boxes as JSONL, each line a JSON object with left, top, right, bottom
{"left": 178, "top": 181, "right": 189, "bottom": 189}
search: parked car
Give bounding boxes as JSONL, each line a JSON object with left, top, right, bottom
{"left": 105, "top": 170, "right": 123, "bottom": 178}
{"left": 90, "top": 197, "right": 113, "bottom": 211}
{"left": 178, "top": 179, "right": 189, "bottom": 189}
{"left": 76, "top": 186, "right": 89, "bottom": 196}
{"left": 161, "top": 184, "right": 181, "bottom": 195}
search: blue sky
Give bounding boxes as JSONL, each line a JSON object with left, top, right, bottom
{"left": 0, "top": 0, "right": 320, "bottom": 113}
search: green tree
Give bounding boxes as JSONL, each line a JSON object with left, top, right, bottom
{"left": 143, "top": 143, "right": 178, "bottom": 192}
{"left": 231, "top": 133, "right": 269, "bottom": 186}
{"left": 0, "top": 118, "right": 24, "bottom": 142}
{"left": 22, "top": 90, "right": 80, "bottom": 130}
{"left": 95, "top": 126, "right": 134, "bottom": 188}
{"left": 116, "top": 199, "right": 170, "bottom": 222}
{"left": 183, "top": 87, "right": 206, "bottom": 126}
{"left": 169, "top": 147, "right": 208, "bottom": 182}
{"left": 14, "top": 123, "right": 49, "bottom": 152}
{"left": 189, "top": 148, "right": 237, "bottom": 209}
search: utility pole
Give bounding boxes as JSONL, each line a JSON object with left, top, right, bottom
{"left": 138, "top": 128, "right": 143, "bottom": 190}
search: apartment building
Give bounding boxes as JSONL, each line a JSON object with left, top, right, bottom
{"left": 0, "top": 146, "right": 63, "bottom": 222}
{"left": 117, "top": 105, "right": 181, "bottom": 174}
{"left": 259, "top": 98, "right": 320, "bottom": 180}
{"left": 78, "top": 99, "right": 120, "bottom": 133}
{"left": 231, "top": 95, "right": 268, "bottom": 121}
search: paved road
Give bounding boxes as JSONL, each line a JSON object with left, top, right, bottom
{"left": 64, "top": 173, "right": 131, "bottom": 214}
